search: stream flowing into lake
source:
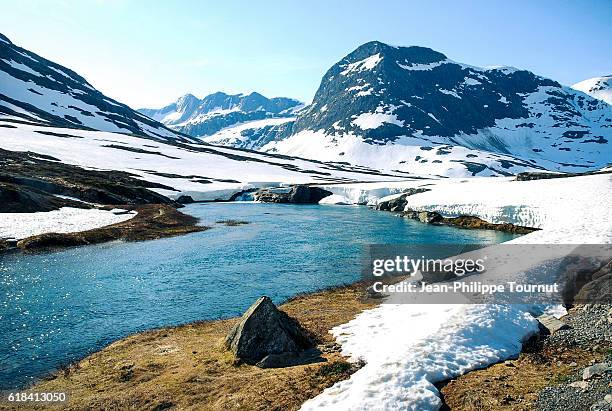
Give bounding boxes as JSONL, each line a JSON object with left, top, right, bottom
{"left": 0, "top": 203, "right": 520, "bottom": 389}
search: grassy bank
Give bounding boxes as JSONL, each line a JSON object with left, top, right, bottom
{"left": 4, "top": 283, "right": 376, "bottom": 410}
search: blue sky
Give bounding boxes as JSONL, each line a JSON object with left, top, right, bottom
{"left": 2, "top": 0, "right": 610, "bottom": 108}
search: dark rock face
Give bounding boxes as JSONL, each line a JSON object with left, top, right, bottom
{"left": 0, "top": 149, "right": 177, "bottom": 212}
{"left": 176, "top": 195, "right": 195, "bottom": 204}
{"left": 516, "top": 169, "right": 612, "bottom": 181}
{"left": 287, "top": 41, "right": 531, "bottom": 140}
{"left": 139, "top": 91, "right": 301, "bottom": 138}
{"left": 0, "top": 33, "right": 191, "bottom": 143}
{"left": 224, "top": 296, "right": 314, "bottom": 366}
{"left": 573, "top": 260, "right": 612, "bottom": 304}
{"left": 0, "top": 182, "right": 88, "bottom": 213}
{"left": 286, "top": 41, "right": 610, "bottom": 142}
{"left": 254, "top": 185, "right": 332, "bottom": 204}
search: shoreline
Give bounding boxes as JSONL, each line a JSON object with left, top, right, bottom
{"left": 6, "top": 281, "right": 379, "bottom": 410}
{"left": 2, "top": 172, "right": 609, "bottom": 408}
{"left": 0, "top": 204, "right": 207, "bottom": 253}
{"left": 0, "top": 201, "right": 533, "bottom": 253}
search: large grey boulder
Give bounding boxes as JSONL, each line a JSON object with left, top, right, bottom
{"left": 224, "top": 296, "right": 314, "bottom": 366}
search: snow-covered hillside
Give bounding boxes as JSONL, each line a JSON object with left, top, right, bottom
{"left": 572, "top": 75, "right": 612, "bottom": 105}
{"left": 263, "top": 41, "right": 611, "bottom": 175}
{"left": 139, "top": 91, "right": 302, "bottom": 138}
{"left": 202, "top": 117, "right": 295, "bottom": 149}
{"left": 0, "top": 33, "right": 416, "bottom": 204}
{"left": 0, "top": 120, "right": 408, "bottom": 201}
{"left": 0, "top": 33, "right": 191, "bottom": 143}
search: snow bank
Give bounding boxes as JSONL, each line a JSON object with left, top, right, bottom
{"left": 303, "top": 173, "right": 611, "bottom": 410}
{"left": 302, "top": 305, "right": 538, "bottom": 410}
{"left": 0, "top": 207, "right": 136, "bottom": 240}
{"left": 0, "top": 122, "right": 404, "bottom": 202}
{"left": 322, "top": 174, "right": 612, "bottom": 243}
{"left": 319, "top": 194, "right": 352, "bottom": 205}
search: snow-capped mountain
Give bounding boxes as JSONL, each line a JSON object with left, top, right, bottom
{"left": 0, "top": 33, "right": 418, "bottom": 204}
{"left": 0, "top": 33, "right": 193, "bottom": 143}
{"left": 572, "top": 75, "right": 612, "bottom": 105}
{"left": 139, "top": 92, "right": 302, "bottom": 138}
{"left": 262, "top": 41, "right": 611, "bottom": 175}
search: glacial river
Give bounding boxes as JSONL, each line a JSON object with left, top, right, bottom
{"left": 0, "top": 203, "right": 519, "bottom": 389}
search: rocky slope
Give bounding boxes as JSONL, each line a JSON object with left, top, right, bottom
{"left": 139, "top": 91, "right": 302, "bottom": 138}
{"left": 0, "top": 33, "right": 193, "bottom": 143}
{"left": 572, "top": 75, "right": 612, "bottom": 105}
{"left": 0, "top": 148, "right": 177, "bottom": 213}
{"left": 262, "top": 41, "right": 611, "bottom": 176}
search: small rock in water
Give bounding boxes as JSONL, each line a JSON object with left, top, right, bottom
{"left": 176, "top": 195, "right": 195, "bottom": 204}
{"left": 417, "top": 211, "right": 443, "bottom": 224}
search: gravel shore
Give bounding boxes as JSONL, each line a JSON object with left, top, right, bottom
{"left": 535, "top": 304, "right": 611, "bottom": 411}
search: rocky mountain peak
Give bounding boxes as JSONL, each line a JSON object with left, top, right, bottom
{"left": 175, "top": 93, "right": 200, "bottom": 111}
{"left": 139, "top": 91, "right": 302, "bottom": 137}
{"left": 264, "top": 41, "right": 611, "bottom": 175}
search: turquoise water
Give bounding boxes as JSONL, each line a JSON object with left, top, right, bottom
{"left": 0, "top": 203, "right": 518, "bottom": 389}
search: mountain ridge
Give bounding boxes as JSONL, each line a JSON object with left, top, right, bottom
{"left": 0, "top": 33, "right": 194, "bottom": 143}
{"left": 139, "top": 91, "right": 302, "bottom": 137}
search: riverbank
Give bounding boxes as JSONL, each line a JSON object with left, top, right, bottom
{"left": 4, "top": 282, "right": 377, "bottom": 410}
{"left": 1, "top": 204, "right": 206, "bottom": 252}
{"left": 299, "top": 173, "right": 611, "bottom": 409}
{"left": 2, "top": 173, "right": 609, "bottom": 409}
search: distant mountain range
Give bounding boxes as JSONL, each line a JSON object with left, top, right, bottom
{"left": 1, "top": 33, "right": 609, "bottom": 178}
{"left": 138, "top": 92, "right": 302, "bottom": 138}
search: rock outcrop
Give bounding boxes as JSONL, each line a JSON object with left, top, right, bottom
{"left": 0, "top": 149, "right": 178, "bottom": 213}
{"left": 571, "top": 259, "right": 612, "bottom": 305}
{"left": 374, "top": 188, "right": 430, "bottom": 211}
{"left": 224, "top": 296, "right": 314, "bottom": 367}
{"left": 254, "top": 185, "right": 332, "bottom": 204}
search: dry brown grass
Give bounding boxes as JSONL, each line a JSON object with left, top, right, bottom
{"left": 439, "top": 343, "right": 608, "bottom": 410}
{"left": 3, "top": 283, "right": 375, "bottom": 411}
{"left": 15, "top": 204, "right": 206, "bottom": 251}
